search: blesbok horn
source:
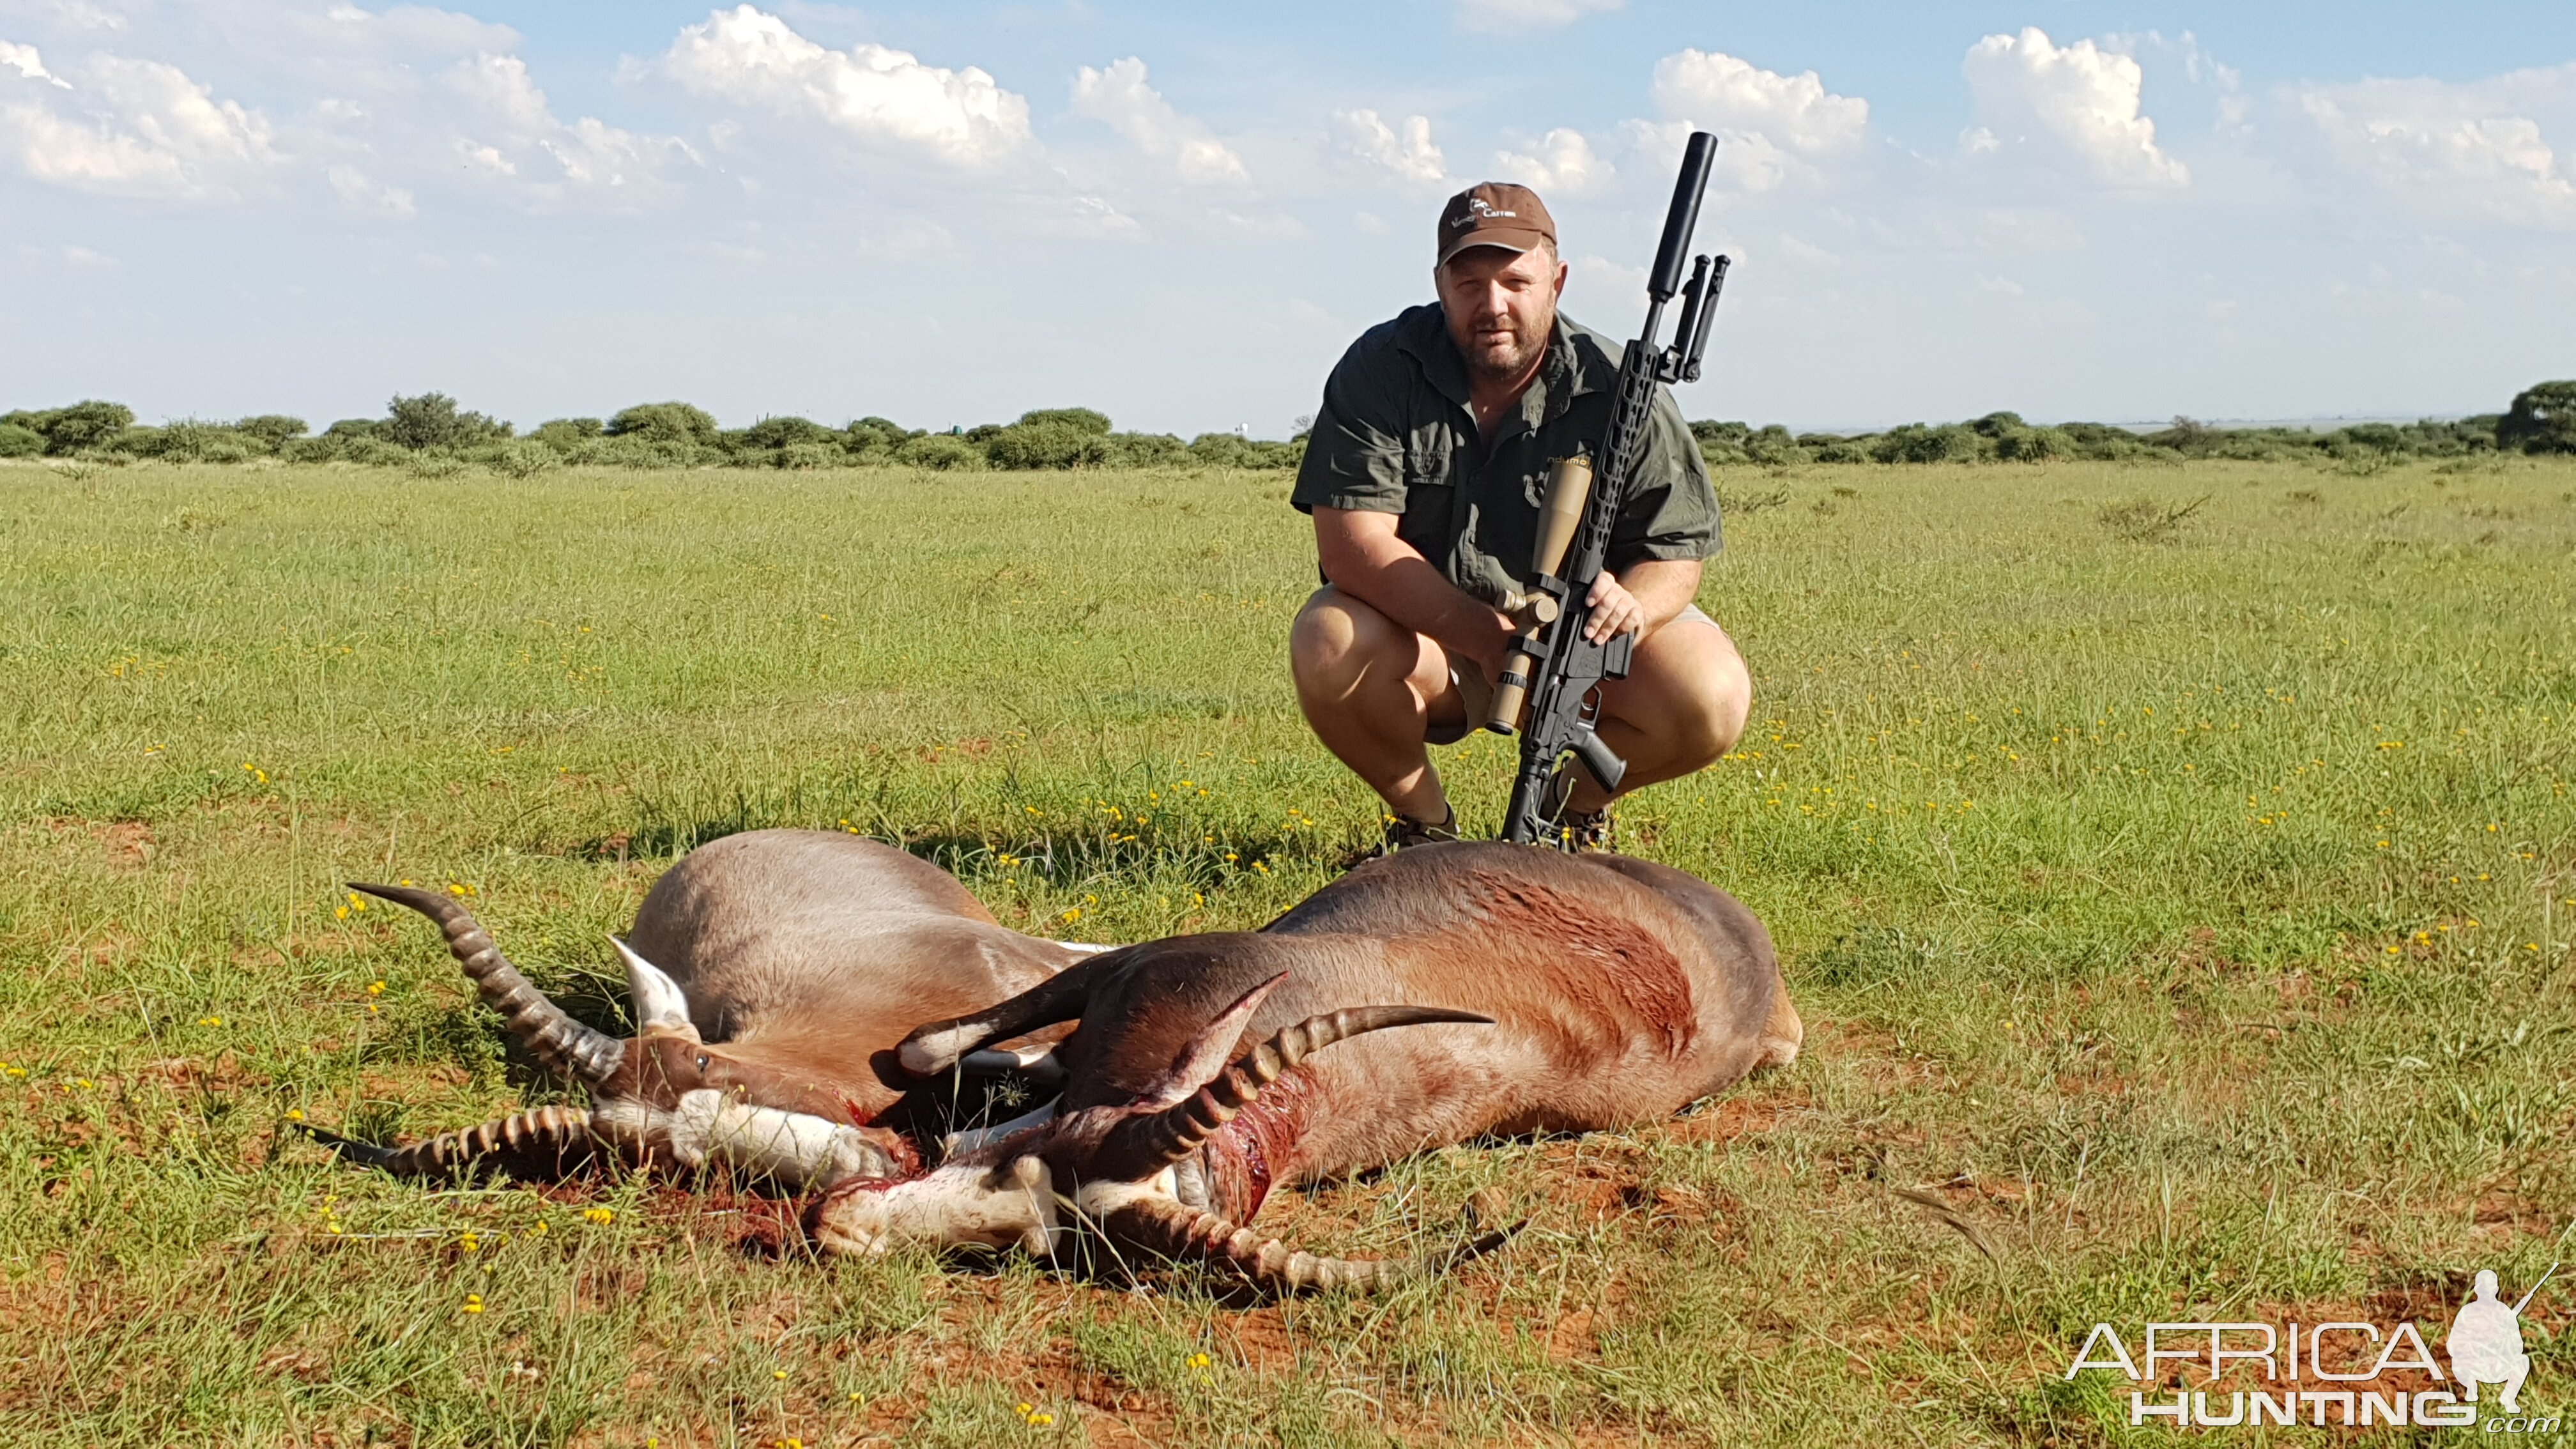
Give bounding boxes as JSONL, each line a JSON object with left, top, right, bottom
{"left": 1099, "top": 1195, "right": 1515, "bottom": 1293}
{"left": 294, "top": 1105, "right": 604, "bottom": 1181}
{"left": 351, "top": 882, "right": 628, "bottom": 1084}
{"left": 1092, "top": 1003, "right": 1492, "bottom": 1181}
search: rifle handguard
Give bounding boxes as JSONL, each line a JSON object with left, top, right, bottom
{"left": 1532, "top": 456, "right": 1592, "bottom": 579}
{"left": 1484, "top": 456, "right": 1597, "bottom": 736}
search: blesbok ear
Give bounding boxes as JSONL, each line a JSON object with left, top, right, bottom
{"left": 610, "top": 937, "right": 696, "bottom": 1036}
{"left": 1134, "top": 972, "right": 1286, "bottom": 1110}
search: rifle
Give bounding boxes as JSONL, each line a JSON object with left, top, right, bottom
{"left": 1487, "top": 130, "right": 1729, "bottom": 847}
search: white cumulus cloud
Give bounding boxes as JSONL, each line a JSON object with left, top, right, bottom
{"left": 1070, "top": 56, "right": 1246, "bottom": 185}
{"left": 1331, "top": 107, "right": 1445, "bottom": 190}
{"left": 327, "top": 162, "right": 413, "bottom": 215}
{"left": 442, "top": 52, "right": 689, "bottom": 193}
{"left": 3, "top": 39, "right": 69, "bottom": 86}
{"left": 1961, "top": 27, "right": 2188, "bottom": 188}
{"left": 1454, "top": 0, "right": 1621, "bottom": 34}
{"left": 665, "top": 5, "right": 1031, "bottom": 168}
{"left": 1492, "top": 126, "right": 1609, "bottom": 195}
{"left": 0, "top": 49, "right": 279, "bottom": 198}
{"left": 2285, "top": 65, "right": 2576, "bottom": 227}
{"left": 1652, "top": 49, "right": 1867, "bottom": 155}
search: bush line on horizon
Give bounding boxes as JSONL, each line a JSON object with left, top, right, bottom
{"left": 2, "top": 380, "right": 2570, "bottom": 475}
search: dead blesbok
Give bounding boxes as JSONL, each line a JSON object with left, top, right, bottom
{"left": 308, "top": 829, "right": 1098, "bottom": 1189}
{"left": 809, "top": 841, "right": 1802, "bottom": 1291}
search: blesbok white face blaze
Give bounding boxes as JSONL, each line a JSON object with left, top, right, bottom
{"left": 585, "top": 940, "right": 903, "bottom": 1187}
{"left": 811, "top": 1151, "right": 1061, "bottom": 1259}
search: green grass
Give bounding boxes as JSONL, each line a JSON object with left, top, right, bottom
{"left": 2, "top": 454, "right": 2572, "bottom": 1446}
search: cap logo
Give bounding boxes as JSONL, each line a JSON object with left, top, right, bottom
{"left": 1453, "top": 196, "right": 1518, "bottom": 227}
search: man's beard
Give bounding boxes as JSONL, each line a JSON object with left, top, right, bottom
{"left": 1460, "top": 321, "right": 1547, "bottom": 383}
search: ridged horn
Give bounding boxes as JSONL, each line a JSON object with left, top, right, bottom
{"left": 351, "top": 882, "right": 627, "bottom": 1083}
{"left": 1101, "top": 1195, "right": 1514, "bottom": 1294}
{"left": 1093, "top": 1005, "right": 1492, "bottom": 1180}
{"left": 295, "top": 1106, "right": 604, "bottom": 1181}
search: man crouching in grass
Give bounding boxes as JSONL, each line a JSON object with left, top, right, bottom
{"left": 1289, "top": 181, "right": 1751, "bottom": 854}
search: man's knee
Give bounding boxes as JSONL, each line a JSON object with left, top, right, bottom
{"left": 1698, "top": 640, "right": 1752, "bottom": 757}
{"left": 1656, "top": 622, "right": 1752, "bottom": 767}
{"left": 1290, "top": 586, "right": 1402, "bottom": 696}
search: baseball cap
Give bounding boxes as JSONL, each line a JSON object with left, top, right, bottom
{"left": 1436, "top": 182, "right": 1556, "bottom": 266}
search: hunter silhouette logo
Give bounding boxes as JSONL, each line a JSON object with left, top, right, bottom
{"left": 2062, "top": 1262, "right": 2560, "bottom": 1430}
{"left": 2452, "top": 1264, "right": 2556, "bottom": 1414}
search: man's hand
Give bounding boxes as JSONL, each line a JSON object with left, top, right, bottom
{"left": 1315, "top": 506, "right": 1519, "bottom": 674}
{"left": 1584, "top": 572, "right": 1647, "bottom": 642}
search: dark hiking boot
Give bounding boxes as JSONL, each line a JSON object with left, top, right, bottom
{"left": 1383, "top": 806, "right": 1461, "bottom": 852}
{"left": 1538, "top": 767, "right": 1615, "bottom": 852}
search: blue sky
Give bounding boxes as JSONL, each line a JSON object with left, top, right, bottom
{"left": 4, "top": 1, "right": 2572, "bottom": 434}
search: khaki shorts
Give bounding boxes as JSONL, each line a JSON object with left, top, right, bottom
{"left": 1431, "top": 604, "right": 1715, "bottom": 746}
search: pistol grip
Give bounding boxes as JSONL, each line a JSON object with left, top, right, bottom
{"left": 1573, "top": 728, "right": 1627, "bottom": 795}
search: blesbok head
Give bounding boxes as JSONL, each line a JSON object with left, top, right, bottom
{"left": 325, "top": 882, "right": 914, "bottom": 1186}
{"left": 808, "top": 972, "right": 1505, "bottom": 1292}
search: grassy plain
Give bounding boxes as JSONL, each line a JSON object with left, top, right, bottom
{"left": 2, "top": 454, "right": 2572, "bottom": 1446}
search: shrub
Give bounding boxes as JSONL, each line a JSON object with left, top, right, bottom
{"left": 741, "top": 415, "right": 836, "bottom": 450}
{"left": 984, "top": 421, "right": 1112, "bottom": 470}
{"left": 892, "top": 434, "right": 985, "bottom": 471}
{"left": 234, "top": 416, "right": 307, "bottom": 452}
{"left": 591, "top": 434, "right": 709, "bottom": 469}
{"left": 2, "top": 400, "right": 135, "bottom": 454}
{"left": 340, "top": 436, "right": 410, "bottom": 467}
{"left": 152, "top": 420, "right": 260, "bottom": 464}
{"left": 779, "top": 441, "right": 846, "bottom": 471}
{"left": 1015, "top": 407, "right": 1112, "bottom": 435}
{"left": 382, "top": 393, "right": 509, "bottom": 450}
{"left": 1995, "top": 425, "right": 2072, "bottom": 463}
{"left": 1690, "top": 420, "right": 1753, "bottom": 466}
{"left": 1811, "top": 438, "right": 1871, "bottom": 464}
{"left": 323, "top": 418, "right": 381, "bottom": 441}
{"left": 1102, "top": 431, "right": 1190, "bottom": 467}
{"left": 282, "top": 437, "right": 344, "bottom": 464}
{"left": 606, "top": 402, "right": 719, "bottom": 447}
{"left": 486, "top": 441, "right": 561, "bottom": 479}
{"left": 2143, "top": 415, "right": 2210, "bottom": 452}
{"left": 1871, "top": 424, "right": 1989, "bottom": 464}
{"left": 1745, "top": 424, "right": 1808, "bottom": 466}
{"left": 529, "top": 418, "right": 603, "bottom": 453}
{"left": 844, "top": 417, "right": 914, "bottom": 457}
{"left": 2036, "top": 423, "right": 2165, "bottom": 462}
{"left": 2499, "top": 380, "right": 2576, "bottom": 454}
{"left": 1186, "top": 433, "right": 1300, "bottom": 470}
{"left": 0, "top": 423, "right": 41, "bottom": 457}
{"left": 100, "top": 425, "right": 162, "bottom": 457}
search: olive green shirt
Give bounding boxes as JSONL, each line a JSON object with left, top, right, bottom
{"left": 1291, "top": 303, "right": 1720, "bottom": 608}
